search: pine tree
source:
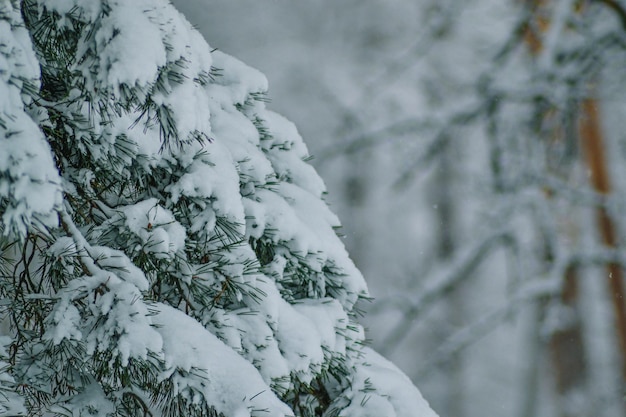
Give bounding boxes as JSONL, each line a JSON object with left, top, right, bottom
{"left": 0, "top": 1, "right": 438, "bottom": 416}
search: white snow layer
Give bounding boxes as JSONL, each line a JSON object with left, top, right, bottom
{"left": 337, "top": 348, "right": 439, "bottom": 417}
{"left": 152, "top": 304, "right": 292, "bottom": 417}
{"left": 0, "top": 338, "right": 26, "bottom": 415}
{"left": 0, "top": 1, "right": 62, "bottom": 238}
{"left": 117, "top": 198, "right": 187, "bottom": 259}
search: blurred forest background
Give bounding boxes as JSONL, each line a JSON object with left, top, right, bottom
{"left": 171, "top": 1, "right": 626, "bottom": 416}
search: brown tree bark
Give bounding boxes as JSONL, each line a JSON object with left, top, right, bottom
{"left": 523, "top": 2, "right": 590, "bottom": 416}
{"left": 548, "top": 266, "right": 588, "bottom": 417}
{"left": 579, "top": 98, "right": 626, "bottom": 382}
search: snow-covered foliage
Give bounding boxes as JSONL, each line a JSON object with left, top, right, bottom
{"left": 0, "top": 0, "right": 61, "bottom": 238}
{"left": 170, "top": 1, "right": 626, "bottom": 416}
{"left": 0, "top": 0, "right": 437, "bottom": 416}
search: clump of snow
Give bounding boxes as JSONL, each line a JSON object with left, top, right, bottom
{"left": 44, "top": 212, "right": 162, "bottom": 366}
{"left": 208, "top": 101, "right": 275, "bottom": 186}
{"left": 64, "top": 383, "right": 115, "bottom": 417}
{"left": 334, "top": 348, "right": 439, "bottom": 417}
{"left": 262, "top": 110, "right": 327, "bottom": 197}
{"left": 246, "top": 183, "right": 367, "bottom": 308}
{"left": 210, "top": 51, "right": 269, "bottom": 105}
{"left": 0, "top": 2, "right": 62, "bottom": 238}
{"left": 41, "top": 0, "right": 102, "bottom": 22}
{"left": 43, "top": 297, "right": 83, "bottom": 345}
{"left": 203, "top": 277, "right": 343, "bottom": 389}
{"left": 165, "top": 144, "right": 246, "bottom": 224}
{"left": 67, "top": 272, "right": 162, "bottom": 367}
{"left": 116, "top": 198, "right": 187, "bottom": 259}
{"left": 153, "top": 303, "right": 292, "bottom": 417}
{"left": 293, "top": 298, "right": 350, "bottom": 357}
{"left": 87, "top": 245, "right": 152, "bottom": 291}
{"left": 94, "top": 1, "right": 167, "bottom": 89}
{"left": 0, "top": 337, "right": 26, "bottom": 416}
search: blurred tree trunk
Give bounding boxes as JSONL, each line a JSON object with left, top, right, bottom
{"left": 432, "top": 136, "right": 464, "bottom": 417}
{"left": 524, "top": 2, "right": 590, "bottom": 415}
{"left": 340, "top": 113, "right": 371, "bottom": 272}
{"left": 548, "top": 266, "right": 588, "bottom": 417}
{"left": 579, "top": 98, "right": 626, "bottom": 384}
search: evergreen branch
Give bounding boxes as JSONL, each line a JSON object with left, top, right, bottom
{"left": 122, "top": 390, "right": 154, "bottom": 417}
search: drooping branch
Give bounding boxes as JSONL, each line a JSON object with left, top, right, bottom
{"left": 595, "top": 0, "right": 626, "bottom": 30}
